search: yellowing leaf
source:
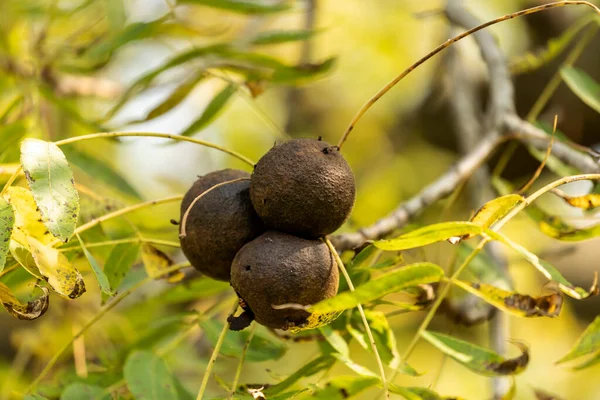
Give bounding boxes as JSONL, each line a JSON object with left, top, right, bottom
{"left": 9, "top": 239, "right": 42, "bottom": 278}
{"left": 0, "top": 198, "right": 14, "bottom": 271}
{"left": 559, "top": 193, "right": 600, "bottom": 210}
{"left": 6, "top": 187, "right": 54, "bottom": 245}
{"left": 463, "top": 194, "right": 522, "bottom": 240}
{"left": 27, "top": 236, "right": 86, "bottom": 299}
{"left": 452, "top": 280, "right": 563, "bottom": 318}
{"left": 20, "top": 138, "right": 80, "bottom": 242}
{"left": 374, "top": 222, "right": 482, "bottom": 251}
{"left": 141, "top": 244, "right": 184, "bottom": 283}
{"left": 0, "top": 282, "right": 49, "bottom": 320}
{"left": 556, "top": 315, "right": 600, "bottom": 368}
{"left": 422, "top": 331, "right": 529, "bottom": 376}
{"left": 309, "top": 263, "right": 444, "bottom": 314}
{"left": 389, "top": 385, "right": 463, "bottom": 400}
{"left": 487, "top": 230, "right": 598, "bottom": 299}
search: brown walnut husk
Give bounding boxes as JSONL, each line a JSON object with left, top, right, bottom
{"left": 230, "top": 230, "right": 339, "bottom": 330}
{"left": 179, "top": 169, "right": 264, "bottom": 281}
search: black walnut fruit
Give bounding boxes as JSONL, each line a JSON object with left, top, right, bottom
{"left": 250, "top": 138, "right": 356, "bottom": 238}
{"left": 230, "top": 230, "right": 339, "bottom": 330}
{"left": 179, "top": 169, "right": 264, "bottom": 281}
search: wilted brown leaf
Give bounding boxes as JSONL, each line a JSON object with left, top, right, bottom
{"left": 0, "top": 282, "right": 49, "bottom": 320}
{"left": 534, "top": 388, "right": 566, "bottom": 400}
{"left": 486, "top": 341, "right": 529, "bottom": 375}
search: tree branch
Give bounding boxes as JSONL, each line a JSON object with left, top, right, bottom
{"left": 331, "top": 1, "right": 600, "bottom": 252}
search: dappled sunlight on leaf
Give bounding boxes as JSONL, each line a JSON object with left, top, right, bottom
{"left": 0, "top": 282, "right": 48, "bottom": 320}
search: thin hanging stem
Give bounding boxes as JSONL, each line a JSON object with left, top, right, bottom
{"left": 336, "top": 1, "right": 600, "bottom": 150}
{"left": 196, "top": 299, "right": 239, "bottom": 400}
{"left": 26, "top": 261, "right": 191, "bottom": 393}
{"left": 324, "top": 238, "right": 389, "bottom": 399}
{"left": 179, "top": 178, "right": 250, "bottom": 238}
{"left": 54, "top": 132, "right": 255, "bottom": 166}
{"left": 228, "top": 323, "right": 256, "bottom": 399}
{"left": 49, "top": 195, "right": 184, "bottom": 247}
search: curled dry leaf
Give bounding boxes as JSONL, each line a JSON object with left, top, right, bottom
{"left": 0, "top": 282, "right": 49, "bottom": 320}
{"left": 452, "top": 280, "right": 563, "bottom": 318}
{"left": 141, "top": 244, "right": 184, "bottom": 283}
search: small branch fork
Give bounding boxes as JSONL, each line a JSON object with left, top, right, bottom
{"left": 331, "top": 0, "right": 600, "bottom": 252}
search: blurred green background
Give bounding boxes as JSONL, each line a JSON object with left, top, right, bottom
{"left": 1, "top": 0, "right": 599, "bottom": 399}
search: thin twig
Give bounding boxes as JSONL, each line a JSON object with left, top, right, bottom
{"left": 196, "top": 299, "right": 239, "bottom": 400}
{"left": 228, "top": 323, "right": 256, "bottom": 399}
{"left": 324, "top": 238, "right": 389, "bottom": 399}
{"left": 336, "top": 1, "right": 600, "bottom": 150}
{"left": 179, "top": 178, "right": 249, "bottom": 238}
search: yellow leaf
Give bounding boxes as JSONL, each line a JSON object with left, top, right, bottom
{"left": 561, "top": 193, "right": 600, "bottom": 210}
{"left": 8, "top": 239, "right": 42, "bottom": 278}
{"left": 141, "top": 244, "right": 184, "bottom": 283}
{"left": 462, "top": 194, "right": 523, "bottom": 240}
{"left": 27, "top": 236, "right": 86, "bottom": 299}
{"left": 5, "top": 186, "right": 54, "bottom": 245}
{"left": 0, "top": 282, "right": 49, "bottom": 320}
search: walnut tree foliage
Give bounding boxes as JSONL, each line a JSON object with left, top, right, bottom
{"left": 1, "top": 1, "right": 600, "bottom": 400}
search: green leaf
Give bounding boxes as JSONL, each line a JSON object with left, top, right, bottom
{"left": 60, "top": 383, "right": 110, "bottom": 400}
{"left": 452, "top": 280, "right": 562, "bottom": 318}
{"left": 510, "top": 14, "right": 595, "bottom": 74}
{"left": 103, "top": 243, "right": 140, "bottom": 299}
{"left": 350, "top": 310, "right": 400, "bottom": 368}
{"left": 264, "top": 356, "right": 335, "bottom": 396}
{"left": 76, "top": 233, "right": 112, "bottom": 295}
{"left": 319, "top": 325, "right": 350, "bottom": 358}
{"left": 464, "top": 194, "right": 522, "bottom": 239}
{"left": 20, "top": 139, "right": 80, "bottom": 242}
{"left": 199, "top": 319, "right": 286, "bottom": 362}
{"left": 270, "top": 57, "right": 336, "bottom": 84}
{"left": 0, "top": 121, "right": 27, "bottom": 161}
{"left": 0, "top": 282, "right": 49, "bottom": 320}
{"left": 24, "top": 395, "right": 49, "bottom": 400}
{"left": 561, "top": 66, "right": 600, "bottom": 114}
{"left": 124, "top": 350, "right": 178, "bottom": 400}
{"left": 142, "top": 72, "right": 206, "bottom": 121}
{"left": 103, "top": 44, "right": 227, "bottom": 121}
{"left": 389, "top": 385, "right": 461, "bottom": 400}
{"left": 178, "top": 0, "right": 291, "bottom": 14}
{"left": 421, "top": 331, "right": 529, "bottom": 376}
{"left": 307, "top": 376, "right": 380, "bottom": 400}
{"left": 179, "top": 83, "right": 237, "bottom": 137}
{"left": 84, "top": 19, "right": 165, "bottom": 61}
{"left": 374, "top": 222, "right": 482, "bottom": 251}
{"left": 155, "top": 276, "right": 229, "bottom": 304}
{"left": 557, "top": 315, "right": 600, "bottom": 367}
{"left": 0, "top": 198, "right": 14, "bottom": 271}
{"left": 252, "top": 29, "right": 316, "bottom": 45}
{"left": 487, "top": 229, "right": 598, "bottom": 299}
{"left": 62, "top": 146, "right": 141, "bottom": 199}
{"left": 309, "top": 263, "right": 444, "bottom": 314}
